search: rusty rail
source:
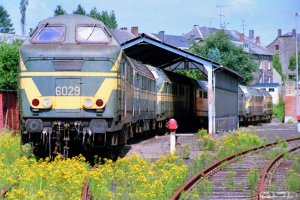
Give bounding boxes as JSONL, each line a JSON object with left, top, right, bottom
{"left": 170, "top": 136, "right": 300, "bottom": 200}
{"left": 81, "top": 164, "right": 98, "bottom": 200}
{"left": 81, "top": 177, "right": 90, "bottom": 200}
{"left": 257, "top": 145, "right": 300, "bottom": 200}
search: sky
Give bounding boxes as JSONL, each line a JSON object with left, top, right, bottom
{"left": 1, "top": 0, "right": 300, "bottom": 46}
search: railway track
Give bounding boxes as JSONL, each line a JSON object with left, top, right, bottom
{"left": 258, "top": 146, "right": 300, "bottom": 200}
{"left": 171, "top": 137, "right": 300, "bottom": 200}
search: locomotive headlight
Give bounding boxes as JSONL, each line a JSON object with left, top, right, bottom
{"left": 84, "top": 99, "right": 93, "bottom": 108}
{"left": 42, "top": 98, "right": 52, "bottom": 108}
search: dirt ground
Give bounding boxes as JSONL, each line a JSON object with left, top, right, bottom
{"left": 121, "top": 120, "right": 300, "bottom": 159}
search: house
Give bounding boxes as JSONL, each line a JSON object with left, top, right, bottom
{"left": 267, "top": 29, "right": 300, "bottom": 81}
{"left": 251, "top": 82, "right": 281, "bottom": 104}
{"left": 183, "top": 26, "right": 275, "bottom": 85}
{"left": 151, "top": 31, "right": 191, "bottom": 50}
{"left": 0, "top": 33, "right": 26, "bottom": 43}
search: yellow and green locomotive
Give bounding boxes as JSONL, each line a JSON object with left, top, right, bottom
{"left": 19, "top": 14, "right": 195, "bottom": 157}
{"left": 19, "top": 15, "right": 154, "bottom": 157}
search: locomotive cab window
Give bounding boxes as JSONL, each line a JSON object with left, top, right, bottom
{"left": 76, "top": 25, "right": 111, "bottom": 43}
{"left": 31, "top": 26, "right": 65, "bottom": 43}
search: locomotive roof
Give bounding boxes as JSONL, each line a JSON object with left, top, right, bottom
{"left": 36, "top": 14, "right": 106, "bottom": 27}
{"left": 239, "top": 85, "right": 263, "bottom": 96}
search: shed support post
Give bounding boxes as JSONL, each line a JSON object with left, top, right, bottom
{"left": 204, "top": 64, "right": 214, "bottom": 135}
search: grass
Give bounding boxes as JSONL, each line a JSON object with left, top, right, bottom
{"left": 0, "top": 127, "right": 287, "bottom": 199}
{"left": 286, "top": 170, "right": 300, "bottom": 192}
{"left": 246, "top": 168, "right": 259, "bottom": 195}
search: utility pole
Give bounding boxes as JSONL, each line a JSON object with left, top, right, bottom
{"left": 20, "top": 0, "right": 29, "bottom": 35}
{"left": 209, "top": 18, "right": 214, "bottom": 28}
{"left": 216, "top": 4, "right": 226, "bottom": 29}
{"left": 242, "top": 20, "right": 246, "bottom": 35}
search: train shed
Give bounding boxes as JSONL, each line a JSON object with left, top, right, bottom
{"left": 121, "top": 34, "right": 242, "bottom": 134}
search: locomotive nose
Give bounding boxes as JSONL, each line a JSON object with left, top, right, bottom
{"left": 25, "top": 119, "right": 43, "bottom": 132}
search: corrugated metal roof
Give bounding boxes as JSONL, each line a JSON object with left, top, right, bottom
{"left": 151, "top": 33, "right": 191, "bottom": 49}
{"left": 121, "top": 34, "right": 243, "bottom": 79}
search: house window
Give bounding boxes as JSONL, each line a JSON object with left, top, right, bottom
{"left": 275, "top": 45, "right": 279, "bottom": 51}
{"left": 269, "top": 88, "right": 274, "bottom": 92}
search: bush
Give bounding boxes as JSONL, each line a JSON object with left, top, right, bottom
{"left": 0, "top": 41, "right": 22, "bottom": 90}
{"left": 273, "top": 99, "right": 285, "bottom": 122}
{"left": 197, "top": 128, "right": 207, "bottom": 138}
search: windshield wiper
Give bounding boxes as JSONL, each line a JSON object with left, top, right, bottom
{"left": 86, "top": 23, "right": 96, "bottom": 41}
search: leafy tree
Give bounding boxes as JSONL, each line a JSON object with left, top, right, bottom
{"left": 288, "top": 50, "right": 300, "bottom": 74}
{"left": 0, "top": 5, "right": 15, "bottom": 34}
{"left": 0, "top": 41, "right": 22, "bottom": 90}
{"left": 73, "top": 4, "right": 86, "bottom": 15}
{"left": 272, "top": 54, "right": 285, "bottom": 83}
{"left": 54, "top": 5, "right": 66, "bottom": 16}
{"left": 88, "top": 7, "right": 118, "bottom": 29}
{"left": 19, "top": 0, "right": 29, "bottom": 35}
{"left": 175, "top": 69, "right": 207, "bottom": 80}
{"left": 189, "top": 30, "right": 257, "bottom": 84}
{"left": 207, "top": 48, "right": 221, "bottom": 63}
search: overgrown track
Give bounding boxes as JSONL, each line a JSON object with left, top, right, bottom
{"left": 171, "top": 137, "right": 300, "bottom": 200}
{"left": 258, "top": 146, "right": 300, "bottom": 200}
{"left": 81, "top": 165, "right": 98, "bottom": 200}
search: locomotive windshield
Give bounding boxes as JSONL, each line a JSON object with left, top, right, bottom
{"left": 76, "top": 25, "right": 111, "bottom": 43}
{"left": 31, "top": 26, "right": 65, "bottom": 43}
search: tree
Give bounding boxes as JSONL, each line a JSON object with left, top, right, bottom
{"left": 288, "top": 50, "right": 300, "bottom": 75}
{"left": 272, "top": 54, "right": 285, "bottom": 83}
{"left": 73, "top": 4, "right": 86, "bottom": 15}
{"left": 88, "top": 7, "right": 118, "bottom": 29}
{"left": 54, "top": 5, "right": 66, "bottom": 16}
{"left": 0, "top": 41, "right": 22, "bottom": 90}
{"left": 0, "top": 5, "right": 15, "bottom": 34}
{"left": 189, "top": 30, "right": 257, "bottom": 84}
{"left": 175, "top": 69, "right": 206, "bottom": 80}
{"left": 20, "top": 0, "right": 29, "bottom": 35}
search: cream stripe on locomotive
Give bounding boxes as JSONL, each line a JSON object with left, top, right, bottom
{"left": 19, "top": 72, "right": 119, "bottom": 77}
{"left": 20, "top": 77, "right": 118, "bottom": 109}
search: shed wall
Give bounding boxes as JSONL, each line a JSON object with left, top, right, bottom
{"left": 215, "top": 70, "right": 239, "bottom": 133}
{"left": 0, "top": 91, "right": 19, "bottom": 130}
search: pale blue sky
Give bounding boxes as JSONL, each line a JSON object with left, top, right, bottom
{"left": 1, "top": 0, "right": 300, "bottom": 45}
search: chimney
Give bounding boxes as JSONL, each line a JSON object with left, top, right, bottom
{"left": 131, "top": 26, "right": 139, "bottom": 36}
{"left": 277, "top": 29, "right": 282, "bottom": 37}
{"left": 120, "top": 27, "right": 127, "bottom": 30}
{"left": 158, "top": 31, "right": 165, "bottom": 42}
{"left": 256, "top": 36, "right": 260, "bottom": 45}
{"left": 239, "top": 33, "right": 245, "bottom": 43}
{"left": 249, "top": 30, "right": 254, "bottom": 40}
{"left": 292, "top": 29, "right": 296, "bottom": 37}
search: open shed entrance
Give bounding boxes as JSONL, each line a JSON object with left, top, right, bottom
{"left": 121, "top": 34, "right": 242, "bottom": 134}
